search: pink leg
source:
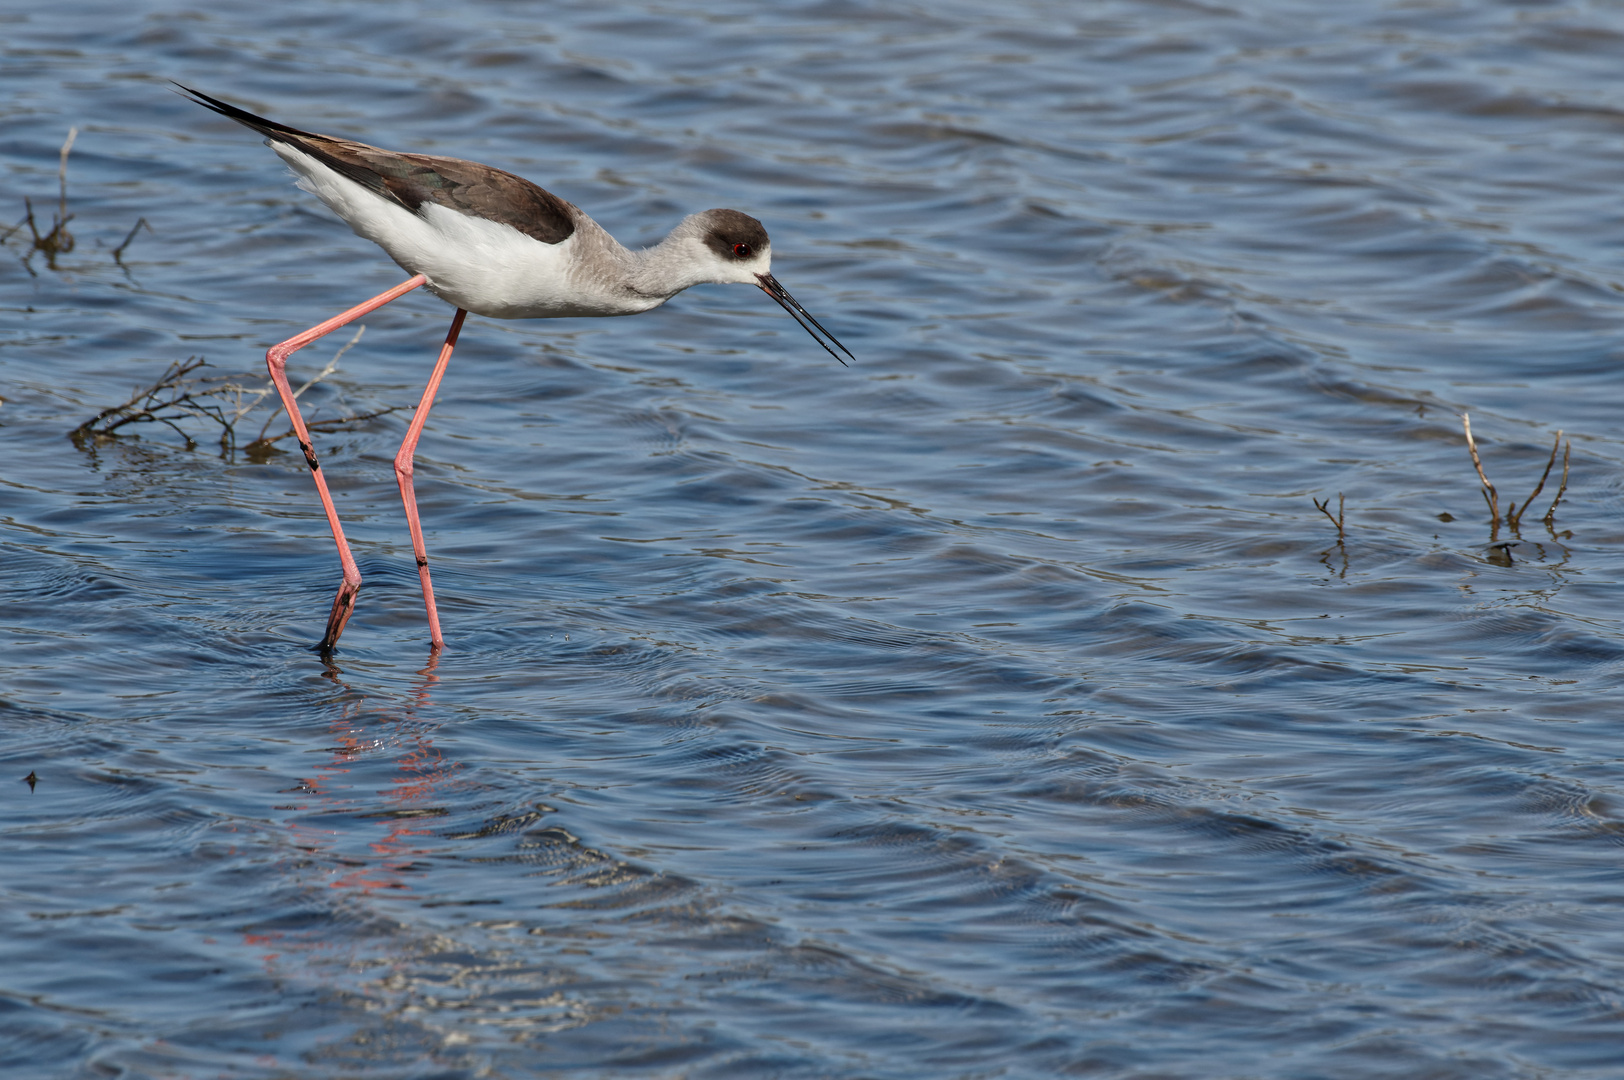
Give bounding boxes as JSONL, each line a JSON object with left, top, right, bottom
{"left": 265, "top": 274, "right": 427, "bottom": 651}
{"left": 394, "top": 309, "right": 467, "bottom": 651}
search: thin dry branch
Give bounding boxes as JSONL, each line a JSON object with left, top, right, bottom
{"left": 247, "top": 406, "right": 404, "bottom": 452}
{"left": 74, "top": 326, "right": 391, "bottom": 455}
{"left": 111, "top": 217, "right": 152, "bottom": 263}
{"left": 72, "top": 357, "right": 218, "bottom": 446}
{"left": 1461, "top": 414, "right": 1573, "bottom": 535}
{"left": 22, "top": 196, "right": 75, "bottom": 265}
{"left": 1461, "top": 413, "right": 1499, "bottom": 529}
{"left": 57, "top": 127, "right": 76, "bottom": 228}
{"left": 254, "top": 326, "right": 366, "bottom": 442}
{"left": 1543, "top": 439, "right": 1571, "bottom": 525}
{"left": 5, "top": 129, "right": 148, "bottom": 273}
{"left": 7, "top": 129, "right": 79, "bottom": 272}
{"left": 1508, "top": 430, "right": 1562, "bottom": 529}
{"left": 1312, "top": 493, "right": 1345, "bottom": 541}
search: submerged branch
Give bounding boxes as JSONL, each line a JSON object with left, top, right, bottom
{"left": 74, "top": 326, "right": 388, "bottom": 456}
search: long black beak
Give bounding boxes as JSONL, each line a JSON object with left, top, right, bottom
{"left": 756, "top": 272, "right": 854, "bottom": 366}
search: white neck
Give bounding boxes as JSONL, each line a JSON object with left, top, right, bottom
{"left": 622, "top": 219, "right": 726, "bottom": 298}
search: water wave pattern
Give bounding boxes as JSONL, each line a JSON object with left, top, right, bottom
{"left": 5, "top": 1, "right": 1624, "bottom": 1077}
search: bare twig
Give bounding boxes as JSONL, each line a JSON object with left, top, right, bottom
{"left": 1312, "top": 493, "right": 1345, "bottom": 541}
{"left": 111, "top": 217, "right": 152, "bottom": 263}
{"left": 248, "top": 405, "right": 404, "bottom": 451}
{"left": 1461, "top": 413, "right": 1499, "bottom": 532}
{"left": 253, "top": 325, "right": 366, "bottom": 442}
{"left": 1462, "top": 415, "right": 1574, "bottom": 536}
{"left": 227, "top": 382, "right": 276, "bottom": 429}
{"left": 72, "top": 357, "right": 213, "bottom": 439}
{"left": 75, "top": 326, "right": 390, "bottom": 456}
{"left": 4, "top": 129, "right": 77, "bottom": 271}
{"left": 1543, "top": 438, "right": 1571, "bottom": 525}
{"left": 1508, "top": 430, "right": 1562, "bottom": 529}
{"left": 20, "top": 195, "right": 73, "bottom": 267}
{"left": 57, "top": 127, "right": 76, "bottom": 229}
{"left": 1, "top": 130, "right": 151, "bottom": 270}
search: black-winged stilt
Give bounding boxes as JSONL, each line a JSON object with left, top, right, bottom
{"left": 178, "top": 85, "right": 852, "bottom": 654}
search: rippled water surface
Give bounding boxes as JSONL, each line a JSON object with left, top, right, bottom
{"left": 7, "top": 2, "right": 1624, "bottom": 1076}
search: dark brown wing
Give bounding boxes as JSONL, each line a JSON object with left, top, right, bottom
{"left": 333, "top": 147, "right": 577, "bottom": 245}
{"left": 176, "top": 84, "right": 576, "bottom": 245}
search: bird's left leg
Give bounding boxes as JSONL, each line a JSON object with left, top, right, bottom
{"left": 393, "top": 308, "right": 467, "bottom": 650}
{"left": 265, "top": 274, "right": 427, "bottom": 652}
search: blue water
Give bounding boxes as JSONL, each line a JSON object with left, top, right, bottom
{"left": 6, "top": 1, "right": 1624, "bottom": 1076}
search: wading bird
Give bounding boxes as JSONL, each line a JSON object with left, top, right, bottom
{"left": 179, "top": 85, "right": 851, "bottom": 654}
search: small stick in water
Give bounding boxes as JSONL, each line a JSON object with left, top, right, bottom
{"left": 1461, "top": 414, "right": 1573, "bottom": 536}
{"left": 1312, "top": 493, "right": 1345, "bottom": 541}
{"left": 1543, "top": 438, "right": 1571, "bottom": 526}
{"left": 1461, "top": 413, "right": 1499, "bottom": 534}
{"left": 1507, "top": 430, "right": 1562, "bottom": 530}
{"left": 57, "top": 127, "right": 76, "bottom": 233}
{"left": 9, "top": 129, "right": 79, "bottom": 272}
{"left": 112, "top": 217, "right": 153, "bottom": 264}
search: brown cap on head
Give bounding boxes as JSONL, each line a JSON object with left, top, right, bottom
{"left": 698, "top": 209, "right": 771, "bottom": 261}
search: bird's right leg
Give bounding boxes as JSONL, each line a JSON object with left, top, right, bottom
{"left": 393, "top": 308, "right": 467, "bottom": 652}
{"left": 264, "top": 274, "right": 427, "bottom": 652}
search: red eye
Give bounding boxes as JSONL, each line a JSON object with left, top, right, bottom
{"left": 733, "top": 243, "right": 753, "bottom": 258}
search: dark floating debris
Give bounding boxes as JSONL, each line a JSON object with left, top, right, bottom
{"left": 23, "top": 771, "right": 37, "bottom": 792}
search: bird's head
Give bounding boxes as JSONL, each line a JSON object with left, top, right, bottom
{"left": 684, "top": 208, "right": 854, "bottom": 365}
{"left": 690, "top": 208, "right": 774, "bottom": 284}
